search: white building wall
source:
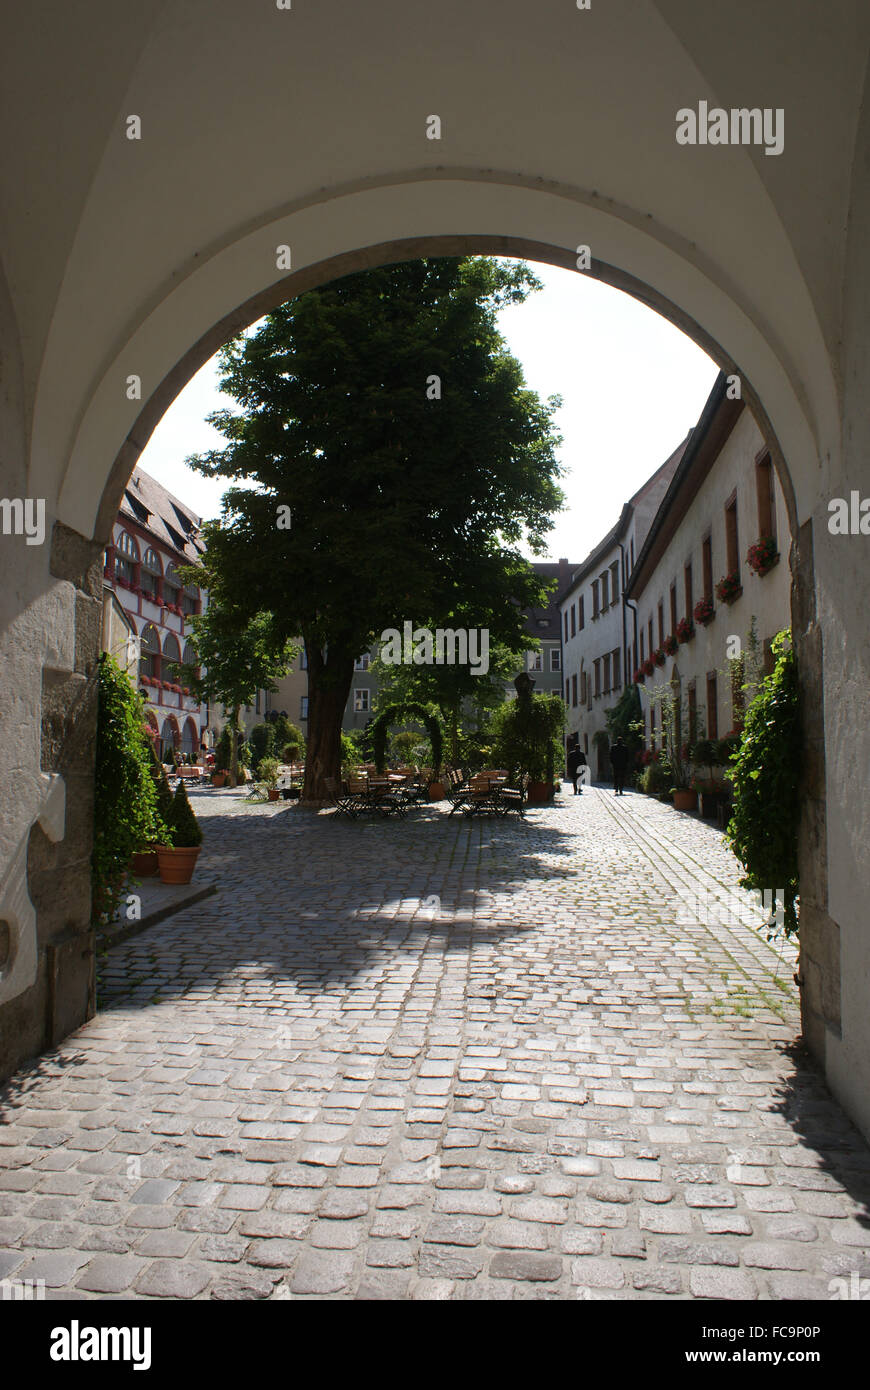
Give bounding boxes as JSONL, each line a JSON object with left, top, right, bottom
{"left": 561, "top": 540, "right": 628, "bottom": 778}
{"left": 633, "top": 410, "right": 790, "bottom": 747}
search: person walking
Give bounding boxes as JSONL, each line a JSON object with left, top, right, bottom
{"left": 566, "top": 741, "right": 587, "bottom": 795}
{"left": 609, "top": 736, "right": 629, "bottom": 795}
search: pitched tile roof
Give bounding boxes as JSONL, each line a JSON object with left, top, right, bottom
{"left": 119, "top": 468, "right": 205, "bottom": 563}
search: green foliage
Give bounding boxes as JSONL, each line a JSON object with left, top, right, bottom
{"left": 276, "top": 719, "right": 305, "bottom": 761}
{"left": 215, "top": 725, "right": 232, "bottom": 772}
{"left": 691, "top": 738, "right": 718, "bottom": 771}
{"left": 186, "top": 256, "right": 564, "bottom": 799}
{"left": 148, "top": 740, "right": 175, "bottom": 829}
{"left": 605, "top": 684, "right": 644, "bottom": 762}
{"left": 340, "top": 731, "right": 359, "bottom": 776}
{"left": 391, "top": 730, "right": 425, "bottom": 763}
{"left": 372, "top": 702, "right": 444, "bottom": 774}
{"left": 258, "top": 756, "right": 280, "bottom": 791}
{"left": 725, "top": 630, "right": 801, "bottom": 935}
{"left": 490, "top": 687, "right": 565, "bottom": 783}
{"left": 641, "top": 761, "right": 672, "bottom": 795}
{"left": 92, "top": 654, "right": 167, "bottom": 923}
{"left": 167, "top": 779, "right": 203, "bottom": 849}
{"left": 249, "top": 722, "right": 275, "bottom": 773}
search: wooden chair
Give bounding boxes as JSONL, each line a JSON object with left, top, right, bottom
{"left": 324, "top": 776, "right": 359, "bottom": 819}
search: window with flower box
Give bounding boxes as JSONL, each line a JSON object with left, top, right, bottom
{"left": 139, "top": 624, "right": 160, "bottom": 683}
{"left": 163, "top": 563, "right": 182, "bottom": 612}
{"left": 141, "top": 547, "right": 162, "bottom": 602}
{"left": 115, "top": 530, "right": 139, "bottom": 588}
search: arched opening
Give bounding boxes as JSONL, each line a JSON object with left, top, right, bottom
{"left": 160, "top": 716, "right": 180, "bottom": 761}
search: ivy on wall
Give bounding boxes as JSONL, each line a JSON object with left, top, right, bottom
{"left": 91, "top": 654, "right": 167, "bottom": 924}
{"left": 725, "top": 629, "right": 801, "bottom": 936}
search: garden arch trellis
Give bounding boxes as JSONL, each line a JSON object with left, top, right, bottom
{"left": 371, "top": 702, "right": 444, "bottom": 776}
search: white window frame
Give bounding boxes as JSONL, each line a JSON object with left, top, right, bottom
{"left": 353, "top": 688, "right": 370, "bottom": 713}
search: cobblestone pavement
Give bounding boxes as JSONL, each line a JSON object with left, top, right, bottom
{"left": 2, "top": 786, "right": 869, "bottom": 1301}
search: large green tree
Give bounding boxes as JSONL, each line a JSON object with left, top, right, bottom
{"left": 370, "top": 621, "right": 533, "bottom": 766}
{"left": 188, "top": 257, "right": 563, "bottom": 800}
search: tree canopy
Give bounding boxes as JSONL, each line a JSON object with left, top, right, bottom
{"left": 188, "top": 256, "right": 564, "bottom": 799}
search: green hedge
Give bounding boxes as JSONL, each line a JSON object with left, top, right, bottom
{"left": 92, "top": 654, "right": 166, "bottom": 923}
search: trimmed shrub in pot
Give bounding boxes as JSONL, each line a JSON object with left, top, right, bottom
{"left": 259, "top": 756, "right": 281, "bottom": 801}
{"left": 157, "top": 780, "right": 203, "bottom": 884}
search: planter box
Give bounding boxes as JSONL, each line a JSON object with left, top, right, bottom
{"left": 673, "top": 789, "right": 698, "bottom": 813}
{"left": 157, "top": 845, "right": 201, "bottom": 885}
{"left": 211, "top": 772, "right": 227, "bottom": 787}
{"left": 267, "top": 789, "right": 279, "bottom": 801}
{"left": 428, "top": 781, "right": 446, "bottom": 800}
{"left": 527, "top": 780, "right": 554, "bottom": 803}
{"left": 129, "top": 848, "right": 159, "bottom": 877}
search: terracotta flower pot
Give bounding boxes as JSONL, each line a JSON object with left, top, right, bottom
{"left": 672, "top": 789, "right": 698, "bottom": 812}
{"left": 428, "top": 781, "right": 446, "bottom": 800}
{"left": 157, "top": 845, "right": 201, "bottom": 885}
{"left": 130, "top": 848, "right": 158, "bottom": 877}
{"left": 527, "top": 780, "right": 553, "bottom": 803}
{"left": 267, "top": 789, "right": 279, "bottom": 801}
{"left": 211, "top": 772, "right": 226, "bottom": 787}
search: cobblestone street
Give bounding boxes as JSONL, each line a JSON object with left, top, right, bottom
{"left": 2, "top": 786, "right": 868, "bottom": 1301}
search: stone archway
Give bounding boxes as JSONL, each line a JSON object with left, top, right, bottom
{"left": 1, "top": 2, "right": 868, "bottom": 1140}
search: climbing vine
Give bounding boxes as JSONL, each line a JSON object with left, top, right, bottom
{"left": 371, "top": 702, "right": 444, "bottom": 774}
{"left": 725, "top": 629, "right": 801, "bottom": 936}
{"left": 92, "top": 653, "right": 167, "bottom": 924}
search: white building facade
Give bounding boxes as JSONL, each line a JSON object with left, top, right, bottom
{"left": 560, "top": 439, "right": 688, "bottom": 779}
{"left": 626, "top": 378, "right": 791, "bottom": 758}
{"left": 103, "top": 469, "right": 210, "bottom": 757}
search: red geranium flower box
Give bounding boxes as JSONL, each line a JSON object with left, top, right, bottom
{"left": 643, "top": 656, "right": 655, "bottom": 677}
{"left": 676, "top": 616, "right": 694, "bottom": 643}
{"left": 747, "top": 536, "right": 779, "bottom": 576}
{"left": 693, "top": 596, "right": 715, "bottom": 626}
{"left": 715, "top": 572, "right": 741, "bottom": 605}
{"left": 654, "top": 648, "right": 666, "bottom": 666}
{"left": 664, "top": 634, "right": 678, "bottom": 656}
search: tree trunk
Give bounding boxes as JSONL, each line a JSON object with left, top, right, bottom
{"left": 303, "top": 646, "right": 354, "bottom": 803}
{"left": 450, "top": 703, "right": 460, "bottom": 767}
{"left": 228, "top": 705, "right": 240, "bottom": 788}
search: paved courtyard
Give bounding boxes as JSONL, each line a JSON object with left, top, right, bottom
{"left": 1, "top": 786, "right": 869, "bottom": 1300}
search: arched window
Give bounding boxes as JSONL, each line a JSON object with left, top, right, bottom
{"left": 163, "top": 562, "right": 182, "bottom": 610}
{"left": 114, "top": 530, "right": 139, "bottom": 588}
{"left": 181, "top": 717, "right": 198, "bottom": 755}
{"left": 141, "top": 547, "right": 162, "bottom": 602}
{"left": 160, "top": 717, "right": 180, "bottom": 760}
{"left": 139, "top": 624, "right": 161, "bottom": 681}
{"left": 182, "top": 579, "right": 200, "bottom": 617}
{"left": 162, "top": 632, "right": 181, "bottom": 685}
{"left": 183, "top": 640, "right": 200, "bottom": 682}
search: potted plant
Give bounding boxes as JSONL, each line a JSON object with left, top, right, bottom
{"left": 130, "top": 743, "right": 174, "bottom": 875}
{"left": 654, "top": 647, "right": 667, "bottom": 667}
{"left": 259, "top": 755, "right": 281, "bottom": 801}
{"left": 676, "top": 616, "right": 694, "bottom": 644}
{"left": 157, "top": 780, "right": 203, "bottom": 884}
{"left": 693, "top": 596, "right": 715, "bottom": 626}
{"left": 715, "top": 572, "right": 741, "bottom": 604}
{"left": 747, "top": 536, "right": 779, "bottom": 576}
{"left": 212, "top": 725, "right": 231, "bottom": 785}
{"left": 653, "top": 686, "right": 696, "bottom": 811}
{"left": 633, "top": 666, "right": 645, "bottom": 684}
{"left": 643, "top": 656, "right": 655, "bottom": 677}
{"left": 664, "top": 633, "right": 678, "bottom": 657}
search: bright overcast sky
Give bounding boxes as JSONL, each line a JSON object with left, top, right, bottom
{"left": 137, "top": 261, "right": 718, "bottom": 566}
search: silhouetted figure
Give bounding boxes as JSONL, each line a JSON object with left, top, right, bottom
{"left": 567, "top": 743, "right": 587, "bottom": 795}
{"left": 609, "top": 736, "right": 629, "bottom": 795}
